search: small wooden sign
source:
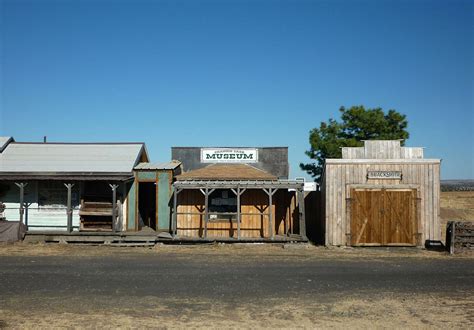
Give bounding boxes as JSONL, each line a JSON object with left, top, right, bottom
{"left": 367, "top": 171, "right": 402, "bottom": 179}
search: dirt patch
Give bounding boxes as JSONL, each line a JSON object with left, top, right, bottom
{"left": 0, "top": 242, "right": 470, "bottom": 259}
{"left": 0, "top": 293, "right": 472, "bottom": 328}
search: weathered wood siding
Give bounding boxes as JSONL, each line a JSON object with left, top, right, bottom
{"left": 176, "top": 189, "right": 297, "bottom": 238}
{"left": 324, "top": 161, "right": 441, "bottom": 246}
{"left": 342, "top": 143, "right": 424, "bottom": 160}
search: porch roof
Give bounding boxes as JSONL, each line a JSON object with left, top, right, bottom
{"left": 173, "top": 179, "right": 304, "bottom": 190}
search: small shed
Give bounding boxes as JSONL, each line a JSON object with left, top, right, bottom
{"left": 322, "top": 140, "right": 441, "bottom": 247}
{"left": 131, "top": 161, "right": 182, "bottom": 232}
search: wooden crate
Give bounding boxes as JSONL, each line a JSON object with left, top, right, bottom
{"left": 79, "top": 200, "right": 115, "bottom": 231}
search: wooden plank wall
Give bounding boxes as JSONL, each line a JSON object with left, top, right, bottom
{"left": 176, "top": 189, "right": 298, "bottom": 238}
{"left": 325, "top": 162, "right": 441, "bottom": 246}
{"left": 364, "top": 140, "right": 401, "bottom": 159}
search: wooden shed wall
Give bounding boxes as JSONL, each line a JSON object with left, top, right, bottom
{"left": 324, "top": 162, "right": 440, "bottom": 246}
{"left": 176, "top": 189, "right": 298, "bottom": 238}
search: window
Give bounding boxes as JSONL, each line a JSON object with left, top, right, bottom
{"left": 208, "top": 189, "right": 237, "bottom": 221}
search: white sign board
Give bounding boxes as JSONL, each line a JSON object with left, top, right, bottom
{"left": 201, "top": 148, "right": 258, "bottom": 163}
{"left": 367, "top": 171, "right": 402, "bottom": 179}
{"left": 304, "top": 182, "right": 317, "bottom": 191}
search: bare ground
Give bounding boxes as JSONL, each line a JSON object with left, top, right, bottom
{"left": 0, "top": 243, "right": 472, "bottom": 329}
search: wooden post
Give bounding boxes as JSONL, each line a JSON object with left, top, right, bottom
{"left": 264, "top": 188, "right": 277, "bottom": 240}
{"left": 25, "top": 204, "right": 29, "bottom": 231}
{"left": 237, "top": 188, "right": 241, "bottom": 240}
{"left": 231, "top": 188, "right": 245, "bottom": 240}
{"left": 450, "top": 221, "right": 456, "bottom": 255}
{"left": 200, "top": 188, "right": 215, "bottom": 239}
{"left": 64, "top": 183, "right": 74, "bottom": 233}
{"left": 298, "top": 188, "right": 307, "bottom": 240}
{"left": 110, "top": 184, "right": 119, "bottom": 232}
{"left": 269, "top": 188, "right": 273, "bottom": 239}
{"left": 203, "top": 188, "right": 209, "bottom": 238}
{"left": 15, "top": 183, "right": 28, "bottom": 225}
{"left": 172, "top": 187, "right": 180, "bottom": 238}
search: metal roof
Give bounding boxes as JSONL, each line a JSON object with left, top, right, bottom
{"left": 0, "top": 137, "right": 14, "bottom": 153}
{"left": 134, "top": 161, "right": 181, "bottom": 170}
{"left": 0, "top": 142, "right": 147, "bottom": 174}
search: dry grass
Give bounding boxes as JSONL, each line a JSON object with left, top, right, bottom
{"left": 440, "top": 191, "right": 474, "bottom": 242}
{"left": 0, "top": 240, "right": 471, "bottom": 260}
{"left": 0, "top": 293, "right": 472, "bottom": 329}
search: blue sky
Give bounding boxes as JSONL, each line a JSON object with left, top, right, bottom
{"left": 1, "top": 0, "right": 472, "bottom": 179}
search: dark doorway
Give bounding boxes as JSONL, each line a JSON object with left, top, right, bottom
{"left": 138, "top": 182, "right": 157, "bottom": 230}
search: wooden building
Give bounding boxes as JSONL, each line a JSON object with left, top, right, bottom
{"left": 170, "top": 147, "right": 307, "bottom": 241}
{"left": 0, "top": 136, "right": 149, "bottom": 232}
{"left": 131, "top": 161, "right": 181, "bottom": 232}
{"left": 322, "top": 140, "right": 441, "bottom": 247}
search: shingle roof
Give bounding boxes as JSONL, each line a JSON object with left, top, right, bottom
{"left": 176, "top": 163, "right": 277, "bottom": 181}
{"left": 0, "top": 142, "right": 147, "bottom": 173}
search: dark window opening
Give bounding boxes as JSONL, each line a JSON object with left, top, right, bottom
{"left": 209, "top": 189, "right": 237, "bottom": 221}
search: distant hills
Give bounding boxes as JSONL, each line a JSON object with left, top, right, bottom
{"left": 441, "top": 180, "right": 474, "bottom": 192}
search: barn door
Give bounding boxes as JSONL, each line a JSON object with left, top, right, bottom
{"left": 350, "top": 189, "right": 384, "bottom": 245}
{"left": 350, "top": 188, "right": 417, "bottom": 246}
{"left": 383, "top": 189, "right": 417, "bottom": 245}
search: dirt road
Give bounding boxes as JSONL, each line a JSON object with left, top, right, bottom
{"left": 0, "top": 243, "right": 472, "bottom": 328}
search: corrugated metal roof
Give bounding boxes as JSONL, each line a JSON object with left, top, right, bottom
{"left": 0, "top": 137, "right": 14, "bottom": 153}
{"left": 0, "top": 142, "right": 146, "bottom": 173}
{"left": 134, "top": 161, "right": 181, "bottom": 170}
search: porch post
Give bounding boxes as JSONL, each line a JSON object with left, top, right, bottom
{"left": 264, "top": 188, "right": 277, "bottom": 240}
{"left": 64, "top": 183, "right": 74, "bottom": 233}
{"left": 237, "top": 188, "right": 241, "bottom": 240}
{"left": 231, "top": 187, "right": 245, "bottom": 240}
{"left": 269, "top": 188, "right": 273, "bottom": 240}
{"left": 297, "top": 188, "right": 307, "bottom": 240}
{"left": 203, "top": 188, "right": 209, "bottom": 238}
{"left": 110, "top": 184, "right": 119, "bottom": 232}
{"left": 15, "top": 183, "right": 28, "bottom": 225}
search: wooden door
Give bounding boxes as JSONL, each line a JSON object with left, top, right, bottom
{"left": 350, "top": 188, "right": 417, "bottom": 246}
{"left": 383, "top": 189, "right": 417, "bottom": 245}
{"left": 350, "top": 189, "right": 384, "bottom": 245}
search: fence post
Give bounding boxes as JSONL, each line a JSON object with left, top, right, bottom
{"left": 450, "top": 221, "right": 456, "bottom": 255}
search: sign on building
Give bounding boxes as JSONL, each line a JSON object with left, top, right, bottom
{"left": 201, "top": 148, "right": 258, "bottom": 163}
{"left": 367, "top": 171, "right": 402, "bottom": 179}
